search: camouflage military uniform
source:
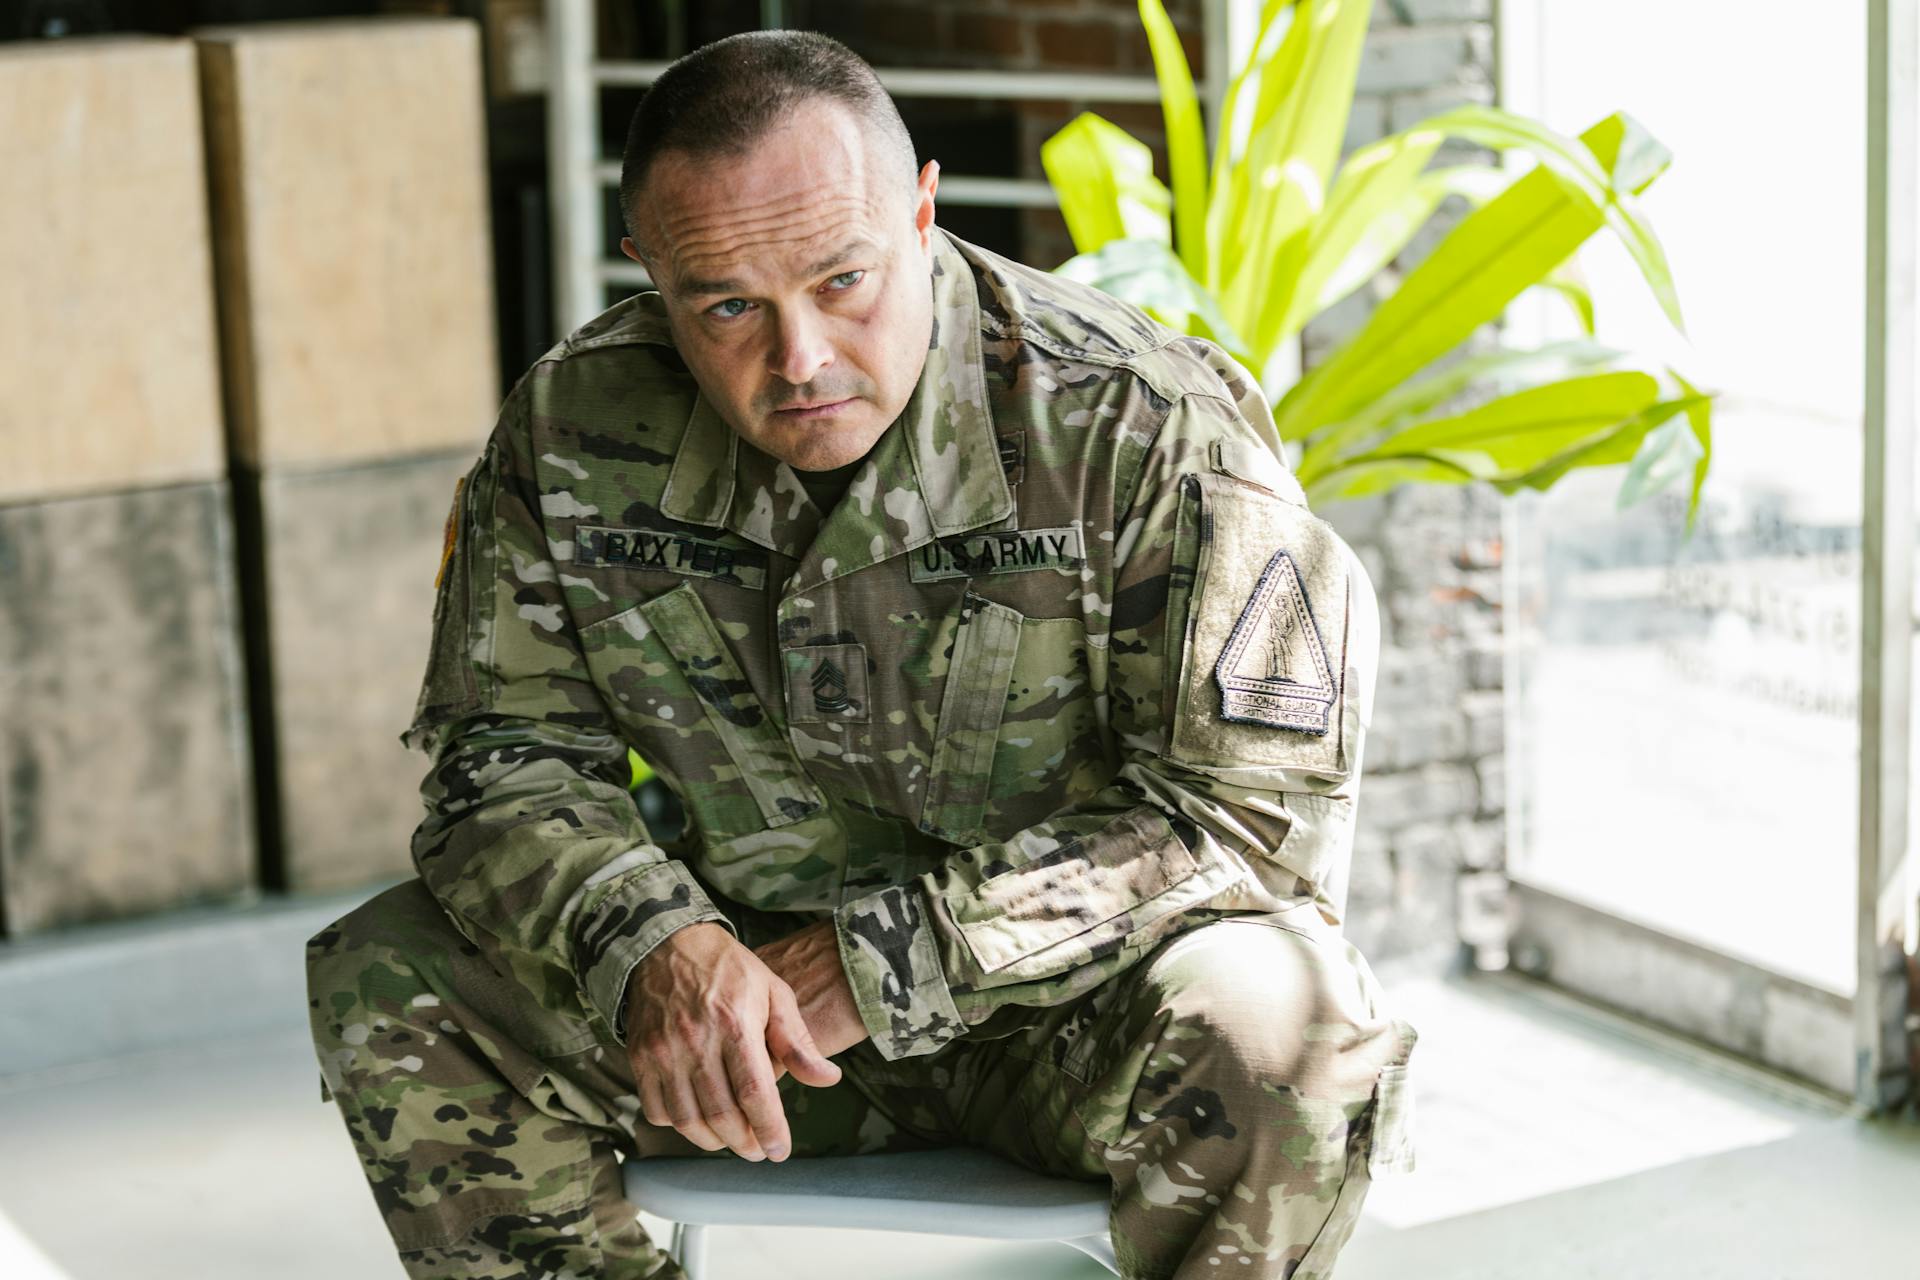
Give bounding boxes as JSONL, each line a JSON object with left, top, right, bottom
{"left": 308, "top": 227, "right": 1419, "bottom": 1279}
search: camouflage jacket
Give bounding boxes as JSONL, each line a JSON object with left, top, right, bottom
{"left": 403, "top": 228, "right": 1369, "bottom": 1062}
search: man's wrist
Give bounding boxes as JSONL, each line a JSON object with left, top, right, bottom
{"left": 576, "top": 860, "right": 736, "bottom": 1047}
{"left": 832, "top": 884, "right": 966, "bottom": 1061}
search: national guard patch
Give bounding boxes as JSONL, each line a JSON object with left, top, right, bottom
{"left": 1163, "top": 471, "right": 1355, "bottom": 778}
{"left": 1214, "top": 549, "right": 1337, "bottom": 733}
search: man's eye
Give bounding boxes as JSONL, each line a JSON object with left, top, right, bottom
{"left": 708, "top": 298, "right": 751, "bottom": 319}
{"left": 826, "top": 270, "right": 864, "bottom": 290}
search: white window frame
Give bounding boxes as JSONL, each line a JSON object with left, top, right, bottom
{"left": 1496, "top": 0, "right": 1916, "bottom": 1111}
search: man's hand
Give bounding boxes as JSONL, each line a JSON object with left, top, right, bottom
{"left": 623, "top": 921, "right": 840, "bottom": 1162}
{"left": 753, "top": 919, "right": 868, "bottom": 1066}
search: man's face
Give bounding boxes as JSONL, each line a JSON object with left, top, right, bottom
{"left": 621, "top": 100, "right": 940, "bottom": 472}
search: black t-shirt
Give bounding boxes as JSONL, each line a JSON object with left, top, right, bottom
{"left": 796, "top": 452, "right": 870, "bottom": 515}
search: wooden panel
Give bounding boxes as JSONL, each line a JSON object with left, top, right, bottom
{"left": 249, "top": 449, "right": 475, "bottom": 890}
{"left": 196, "top": 18, "right": 499, "bottom": 471}
{"left": 0, "top": 38, "right": 225, "bottom": 505}
{"left": 0, "top": 483, "right": 255, "bottom": 935}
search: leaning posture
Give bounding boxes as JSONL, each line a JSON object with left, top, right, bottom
{"left": 308, "top": 29, "right": 1417, "bottom": 1280}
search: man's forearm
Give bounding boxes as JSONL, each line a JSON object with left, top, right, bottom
{"left": 753, "top": 919, "right": 868, "bottom": 1059}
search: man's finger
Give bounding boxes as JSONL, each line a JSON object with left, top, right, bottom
{"left": 662, "top": 1070, "right": 729, "bottom": 1153}
{"left": 721, "top": 1034, "right": 791, "bottom": 1160}
{"left": 637, "top": 1072, "right": 671, "bottom": 1130}
{"left": 690, "top": 1058, "right": 764, "bottom": 1160}
{"left": 766, "top": 992, "right": 843, "bottom": 1088}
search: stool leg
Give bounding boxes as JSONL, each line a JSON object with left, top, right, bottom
{"left": 677, "top": 1223, "right": 711, "bottom": 1277}
{"left": 1062, "top": 1232, "right": 1120, "bottom": 1275}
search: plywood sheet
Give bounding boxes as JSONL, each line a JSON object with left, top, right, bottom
{"left": 0, "top": 38, "right": 225, "bottom": 505}
{"left": 196, "top": 18, "right": 499, "bottom": 471}
{"left": 0, "top": 483, "right": 255, "bottom": 935}
{"left": 250, "top": 449, "right": 475, "bottom": 890}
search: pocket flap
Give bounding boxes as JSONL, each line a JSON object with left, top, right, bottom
{"left": 919, "top": 593, "right": 1021, "bottom": 845}
{"left": 948, "top": 806, "right": 1212, "bottom": 975}
{"left": 634, "top": 582, "right": 824, "bottom": 829}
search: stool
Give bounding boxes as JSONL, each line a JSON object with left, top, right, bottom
{"left": 622, "top": 1146, "right": 1120, "bottom": 1277}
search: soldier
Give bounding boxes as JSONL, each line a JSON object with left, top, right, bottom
{"left": 307, "top": 28, "right": 1418, "bottom": 1280}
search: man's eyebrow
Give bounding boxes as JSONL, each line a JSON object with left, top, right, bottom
{"left": 674, "top": 239, "right": 881, "bottom": 300}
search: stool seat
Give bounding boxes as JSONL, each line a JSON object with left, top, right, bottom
{"left": 622, "top": 1145, "right": 1112, "bottom": 1240}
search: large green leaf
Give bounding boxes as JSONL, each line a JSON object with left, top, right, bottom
{"left": 1296, "top": 338, "right": 1630, "bottom": 480}
{"left": 1409, "top": 104, "right": 1684, "bottom": 332}
{"left": 1274, "top": 175, "right": 1604, "bottom": 442}
{"left": 1304, "top": 452, "right": 1483, "bottom": 504}
{"left": 1493, "top": 394, "right": 1712, "bottom": 495}
{"left": 1207, "top": 0, "right": 1298, "bottom": 278}
{"left": 1039, "top": 112, "right": 1173, "bottom": 255}
{"left": 1361, "top": 371, "right": 1663, "bottom": 472}
{"left": 1215, "top": 0, "right": 1372, "bottom": 348}
{"left": 1270, "top": 124, "right": 1445, "bottom": 348}
{"left": 1138, "top": 0, "right": 1209, "bottom": 280}
{"left": 1271, "top": 112, "right": 1667, "bottom": 443}
{"left": 1289, "top": 163, "right": 1512, "bottom": 342}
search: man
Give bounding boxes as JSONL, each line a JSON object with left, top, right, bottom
{"left": 308, "top": 29, "right": 1417, "bottom": 1280}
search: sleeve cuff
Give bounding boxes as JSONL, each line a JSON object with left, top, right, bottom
{"left": 574, "top": 859, "right": 736, "bottom": 1046}
{"left": 833, "top": 883, "right": 967, "bottom": 1061}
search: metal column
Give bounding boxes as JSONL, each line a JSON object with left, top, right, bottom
{"left": 1859, "top": 0, "right": 1917, "bottom": 1116}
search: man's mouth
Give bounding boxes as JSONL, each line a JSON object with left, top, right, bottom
{"left": 773, "top": 398, "right": 855, "bottom": 419}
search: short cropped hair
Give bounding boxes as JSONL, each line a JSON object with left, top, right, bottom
{"left": 618, "top": 30, "right": 918, "bottom": 254}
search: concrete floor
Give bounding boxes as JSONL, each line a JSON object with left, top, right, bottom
{"left": 0, "top": 962, "right": 1913, "bottom": 1279}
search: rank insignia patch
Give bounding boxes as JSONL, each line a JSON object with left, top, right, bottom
{"left": 811, "top": 657, "right": 853, "bottom": 714}
{"left": 1214, "top": 548, "right": 1338, "bottom": 734}
{"left": 784, "top": 642, "right": 870, "bottom": 724}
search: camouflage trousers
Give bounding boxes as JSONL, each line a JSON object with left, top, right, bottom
{"left": 307, "top": 879, "right": 1418, "bottom": 1280}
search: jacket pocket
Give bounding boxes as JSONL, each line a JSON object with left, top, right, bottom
{"left": 918, "top": 591, "right": 1022, "bottom": 845}
{"left": 947, "top": 805, "right": 1225, "bottom": 978}
{"left": 1164, "top": 472, "right": 1357, "bottom": 781}
{"left": 581, "top": 581, "right": 823, "bottom": 843}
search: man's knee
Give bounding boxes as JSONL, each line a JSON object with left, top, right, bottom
{"left": 306, "top": 880, "right": 463, "bottom": 1095}
{"left": 1130, "top": 913, "right": 1416, "bottom": 1116}
{"left": 308, "top": 878, "right": 455, "bottom": 982}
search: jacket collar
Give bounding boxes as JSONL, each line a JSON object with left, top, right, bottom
{"left": 659, "top": 228, "right": 1011, "bottom": 588}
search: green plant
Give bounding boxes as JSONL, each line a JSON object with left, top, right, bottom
{"left": 1040, "top": 0, "right": 1715, "bottom": 525}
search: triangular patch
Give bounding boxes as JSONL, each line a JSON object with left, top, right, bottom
{"left": 1213, "top": 549, "right": 1338, "bottom": 734}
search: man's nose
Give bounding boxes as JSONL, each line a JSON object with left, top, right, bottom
{"left": 770, "top": 308, "right": 833, "bottom": 386}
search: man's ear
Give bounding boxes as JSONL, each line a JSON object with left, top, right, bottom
{"left": 912, "top": 160, "right": 939, "bottom": 256}
{"left": 619, "top": 236, "right": 644, "bottom": 265}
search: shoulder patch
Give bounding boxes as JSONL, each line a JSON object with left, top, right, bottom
{"left": 1215, "top": 549, "right": 1337, "bottom": 733}
{"left": 1164, "top": 473, "right": 1356, "bottom": 779}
